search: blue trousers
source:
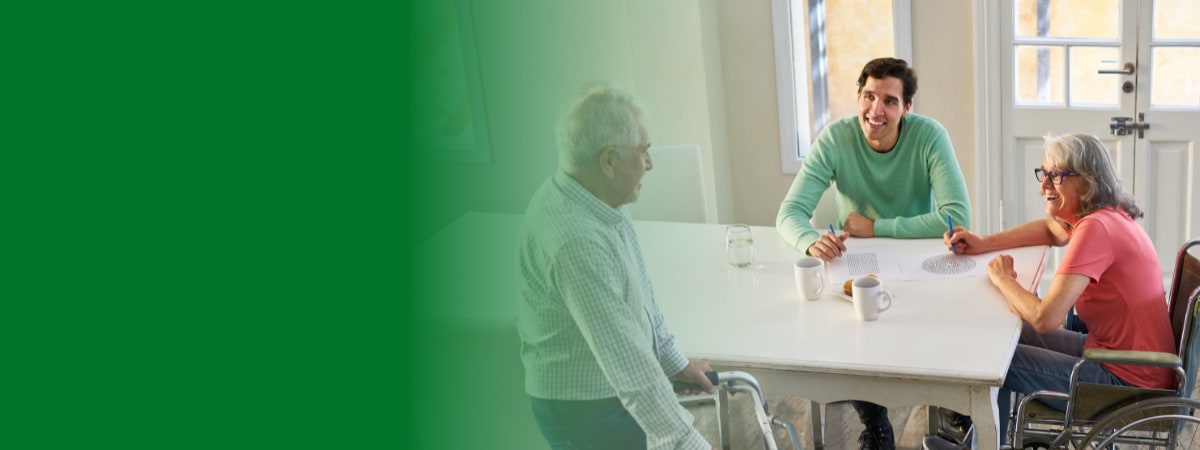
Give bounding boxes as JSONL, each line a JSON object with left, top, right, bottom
{"left": 530, "top": 396, "right": 646, "bottom": 450}
{"left": 998, "top": 323, "right": 1128, "bottom": 443}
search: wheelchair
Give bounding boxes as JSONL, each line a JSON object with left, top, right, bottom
{"left": 1077, "top": 396, "right": 1200, "bottom": 449}
{"left": 1010, "top": 239, "right": 1200, "bottom": 450}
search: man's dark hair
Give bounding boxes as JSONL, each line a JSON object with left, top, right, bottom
{"left": 856, "top": 57, "right": 918, "bottom": 105}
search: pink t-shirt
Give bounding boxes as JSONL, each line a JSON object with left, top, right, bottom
{"left": 1059, "top": 207, "right": 1175, "bottom": 389}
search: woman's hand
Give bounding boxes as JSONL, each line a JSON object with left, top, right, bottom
{"left": 944, "top": 226, "right": 984, "bottom": 255}
{"left": 986, "top": 254, "right": 1018, "bottom": 286}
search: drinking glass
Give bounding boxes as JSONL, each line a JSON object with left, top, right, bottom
{"left": 726, "top": 224, "right": 755, "bottom": 268}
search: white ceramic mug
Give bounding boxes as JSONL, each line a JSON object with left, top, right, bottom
{"left": 851, "top": 276, "right": 893, "bottom": 321}
{"left": 794, "top": 257, "right": 826, "bottom": 300}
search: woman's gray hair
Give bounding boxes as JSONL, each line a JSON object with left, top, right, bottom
{"left": 1044, "top": 133, "right": 1143, "bottom": 219}
{"left": 556, "top": 82, "right": 643, "bottom": 172}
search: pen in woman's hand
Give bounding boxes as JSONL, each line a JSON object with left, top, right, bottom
{"left": 948, "top": 215, "right": 957, "bottom": 254}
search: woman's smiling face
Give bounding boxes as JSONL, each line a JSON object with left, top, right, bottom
{"left": 1040, "top": 155, "right": 1085, "bottom": 223}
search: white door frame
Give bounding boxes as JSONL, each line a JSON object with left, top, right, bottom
{"left": 974, "top": 0, "right": 1004, "bottom": 234}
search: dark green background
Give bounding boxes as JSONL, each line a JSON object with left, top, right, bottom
{"left": 4, "top": 0, "right": 642, "bottom": 447}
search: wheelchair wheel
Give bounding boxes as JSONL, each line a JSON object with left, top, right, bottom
{"left": 1078, "top": 397, "right": 1200, "bottom": 450}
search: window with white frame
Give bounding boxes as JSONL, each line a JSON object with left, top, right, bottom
{"left": 772, "top": 0, "right": 912, "bottom": 174}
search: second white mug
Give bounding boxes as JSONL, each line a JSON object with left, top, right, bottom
{"left": 851, "top": 276, "right": 893, "bottom": 321}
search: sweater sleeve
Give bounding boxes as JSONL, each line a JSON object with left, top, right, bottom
{"left": 777, "top": 133, "right": 837, "bottom": 252}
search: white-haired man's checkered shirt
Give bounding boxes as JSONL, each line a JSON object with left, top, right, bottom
{"left": 517, "top": 171, "right": 709, "bottom": 450}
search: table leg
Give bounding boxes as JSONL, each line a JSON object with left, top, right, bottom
{"left": 968, "top": 386, "right": 1000, "bottom": 450}
{"left": 718, "top": 389, "right": 731, "bottom": 450}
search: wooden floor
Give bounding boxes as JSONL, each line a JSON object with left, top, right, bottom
{"left": 685, "top": 395, "right": 935, "bottom": 450}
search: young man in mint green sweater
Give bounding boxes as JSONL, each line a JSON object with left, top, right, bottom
{"left": 777, "top": 57, "right": 971, "bottom": 261}
{"left": 776, "top": 57, "right": 972, "bottom": 450}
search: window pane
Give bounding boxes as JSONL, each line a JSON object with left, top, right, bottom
{"left": 1015, "top": 0, "right": 1119, "bottom": 39}
{"left": 1154, "top": 0, "right": 1200, "bottom": 40}
{"left": 1150, "top": 47, "right": 1200, "bottom": 108}
{"left": 1068, "top": 47, "right": 1120, "bottom": 107}
{"left": 1015, "top": 45, "right": 1065, "bottom": 106}
{"left": 822, "top": 0, "right": 892, "bottom": 122}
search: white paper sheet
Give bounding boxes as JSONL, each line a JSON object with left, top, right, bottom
{"left": 828, "top": 247, "right": 992, "bottom": 282}
{"left": 826, "top": 247, "right": 902, "bottom": 282}
{"left": 895, "top": 251, "right": 990, "bottom": 280}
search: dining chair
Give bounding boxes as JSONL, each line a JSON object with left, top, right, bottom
{"left": 807, "top": 183, "right": 838, "bottom": 231}
{"left": 627, "top": 144, "right": 716, "bottom": 224}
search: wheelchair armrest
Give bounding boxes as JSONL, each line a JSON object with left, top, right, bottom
{"left": 1016, "top": 390, "right": 1069, "bottom": 416}
{"left": 1023, "top": 390, "right": 1069, "bottom": 402}
{"left": 1082, "top": 348, "right": 1182, "bottom": 368}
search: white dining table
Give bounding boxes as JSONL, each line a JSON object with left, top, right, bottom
{"left": 417, "top": 213, "right": 1048, "bottom": 450}
{"left": 637, "top": 221, "right": 1047, "bottom": 450}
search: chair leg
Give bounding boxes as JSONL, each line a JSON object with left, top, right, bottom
{"left": 927, "top": 405, "right": 940, "bottom": 437}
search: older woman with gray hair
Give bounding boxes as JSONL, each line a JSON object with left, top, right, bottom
{"left": 942, "top": 133, "right": 1175, "bottom": 445}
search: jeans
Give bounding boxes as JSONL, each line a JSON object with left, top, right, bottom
{"left": 998, "top": 323, "right": 1128, "bottom": 443}
{"left": 531, "top": 396, "right": 646, "bottom": 450}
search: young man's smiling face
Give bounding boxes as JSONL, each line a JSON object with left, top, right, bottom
{"left": 857, "top": 76, "right": 911, "bottom": 152}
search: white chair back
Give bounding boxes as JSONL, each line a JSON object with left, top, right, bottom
{"left": 808, "top": 182, "right": 839, "bottom": 230}
{"left": 628, "top": 144, "right": 715, "bottom": 223}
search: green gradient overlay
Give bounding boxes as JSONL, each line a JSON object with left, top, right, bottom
{"left": 407, "top": 1, "right": 650, "bottom": 449}
{"left": 8, "top": 0, "right": 657, "bottom": 448}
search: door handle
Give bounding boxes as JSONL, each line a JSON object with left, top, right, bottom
{"left": 1098, "top": 62, "right": 1136, "bottom": 75}
{"left": 1110, "top": 113, "right": 1150, "bottom": 138}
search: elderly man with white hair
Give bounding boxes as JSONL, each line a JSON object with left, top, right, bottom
{"left": 516, "top": 82, "right": 717, "bottom": 450}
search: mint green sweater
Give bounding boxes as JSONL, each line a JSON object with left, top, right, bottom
{"left": 776, "top": 113, "right": 971, "bottom": 252}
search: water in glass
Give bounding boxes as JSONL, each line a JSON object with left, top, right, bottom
{"left": 726, "top": 225, "right": 755, "bottom": 268}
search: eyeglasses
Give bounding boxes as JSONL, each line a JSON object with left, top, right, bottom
{"left": 1033, "top": 168, "right": 1080, "bottom": 185}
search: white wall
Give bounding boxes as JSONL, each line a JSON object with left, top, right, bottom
{"left": 628, "top": 0, "right": 734, "bottom": 222}
{"left": 427, "top": 0, "right": 742, "bottom": 232}
{"left": 716, "top": 0, "right": 797, "bottom": 226}
{"left": 911, "top": 1, "right": 977, "bottom": 226}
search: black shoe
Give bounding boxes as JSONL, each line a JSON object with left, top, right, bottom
{"left": 936, "top": 408, "right": 974, "bottom": 445}
{"left": 858, "top": 422, "right": 896, "bottom": 450}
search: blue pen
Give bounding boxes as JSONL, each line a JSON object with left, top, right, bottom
{"left": 948, "top": 215, "right": 957, "bottom": 254}
{"left": 828, "top": 224, "right": 836, "bottom": 236}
